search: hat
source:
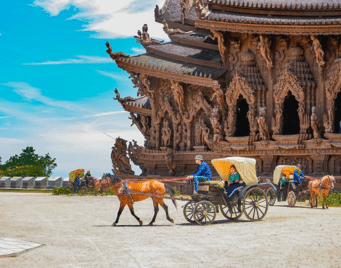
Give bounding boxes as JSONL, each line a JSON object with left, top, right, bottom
{"left": 195, "top": 155, "right": 203, "bottom": 161}
{"left": 297, "top": 164, "right": 301, "bottom": 168}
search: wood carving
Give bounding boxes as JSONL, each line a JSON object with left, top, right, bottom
{"left": 311, "top": 35, "right": 325, "bottom": 68}
{"left": 210, "top": 30, "right": 227, "bottom": 67}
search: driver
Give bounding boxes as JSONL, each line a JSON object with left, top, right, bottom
{"left": 83, "top": 170, "right": 92, "bottom": 185}
{"left": 293, "top": 164, "right": 306, "bottom": 185}
{"left": 186, "top": 155, "right": 212, "bottom": 195}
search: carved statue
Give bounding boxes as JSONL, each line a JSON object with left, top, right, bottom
{"left": 180, "top": 0, "right": 194, "bottom": 23}
{"left": 105, "top": 42, "right": 130, "bottom": 60}
{"left": 311, "top": 106, "right": 321, "bottom": 138}
{"left": 170, "top": 80, "right": 185, "bottom": 114}
{"left": 195, "top": 117, "right": 209, "bottom": 146}
{"left": 134, "top": 24, "right": 164, "bottom": 47}
{"left": 258, "top": 35, "right": 273, "bottom": 68}
{"left": 257, "top": 107, "right": 269, "bottom": 140}
{"left": 210, "top": 30, "right": 227, "bottom": 67}
{"left": 161, "top": 119, "right": 172, "bottom": 147}
{"left": 210, "top": 88, "right": 224, "bottom": 113}
{"left": 111, "top": 138, "right": 134, "bottom": 175}
{"left": 193, "top": 0, "right": 210, "bottom": 19}
{"left": 323, "top": 114, "right": 333, "bottom": 133}
{"left": 248, "top": 107, "right": 258, "bottom": 137}
{"left": 210, "top": 106, "right": 223, "bottom": 142}
{"left": 272, "top": 104, "right": 282, "bottom": 135}
{"left": 229, "top": 40, "right": 241, "bottom": 70}
{"left": 165, "top": 148, "right": 176, "bottom": 176}
{"left": 225, "top": 107, "right": 236, "bottom": 138}
{"left": 175, "top": 124, "right": 182, "bottom": 150}
{"left": 141, "top": 115, "right": 150, "bottom": 137}
{"left": 163, "top": 19, "right": 192, "bottom": 35}
{"left": 311, "top": 35, "right": 325, "bottom": 67}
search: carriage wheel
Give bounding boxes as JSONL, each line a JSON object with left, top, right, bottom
{"left": 243, "top": 187, "right": 268, "bottom": 221}
{"left": 220, "top": 203, "right": 243, "bottom": 220}
{"left": 287, "top": 191, "right": 296, "bottom": 207}
{"left": 193, "top": 201, "right": 216, "bottom": 225}
{"left": 183, "top": 201, "right": 195, "bottom": 223}
{"left": 79, "top": 186, "right": 88, "bottom": 195}
{"left": 266, "top": 188, "right": 277, "bottom": 206}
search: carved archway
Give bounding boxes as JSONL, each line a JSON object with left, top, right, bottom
{"left": 225, "top": 73, "right": 257, "bottom": 137}
{"left": 282, "top": 91, "right": 300, "bottom": 135}
{"left": 273, "top": 70, "right": 306, "bottom": 134}
{"left": 325, "top": 61, "right": 341, "bottom": 133}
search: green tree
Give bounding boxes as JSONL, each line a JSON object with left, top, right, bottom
{"left": 3, "top": 146, "right": 57, "bottom": 177}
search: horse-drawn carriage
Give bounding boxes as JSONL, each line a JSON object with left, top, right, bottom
{"left": 68, "top": 169, "right": 97, "bottom": 195}
{"left": 182, "top": 157, "right": 272, "bottom": 225}
{"left": 271, "top": 165, "right": 335, "bottom": 208}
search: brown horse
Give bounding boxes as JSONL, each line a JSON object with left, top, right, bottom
{"left": 308, "top": 175, "right": 335, "bottom": 209}
{"left": 99, "top": 174, "right": 177, "bottom": 226}
{"left": 87, "top": 176, "right": 101, "bottom": 195}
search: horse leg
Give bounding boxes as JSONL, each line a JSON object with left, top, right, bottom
{"left": 113, "top": 203, "right": 126, "bottom": 226}
{"left": 148, "top": 199, "right": 159, "bottom": 226}
{"left": 159, "top": 199, "right": 174, "bottom": 224}
{"left": 127, "top": 202, "right": 143, "bottom": 226}
{"left": 310, "top": 191, "right": 314, "bottom": 208}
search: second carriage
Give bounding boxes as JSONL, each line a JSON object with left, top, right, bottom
{"left": 183, "top": 157, "right": 273, "bottom": 225}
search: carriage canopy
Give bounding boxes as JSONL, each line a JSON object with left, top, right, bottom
{"left": 272, "top": 165, "right": 297, "bottom": 184}
{"left": 211, "top": 157, "right": 258, "bottom": 185}
{"left": 68, "top": 169, "right": 84, "bottom": 182}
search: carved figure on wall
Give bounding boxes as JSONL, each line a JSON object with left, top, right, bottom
{"left": 111, "top": 137, "right": 134, "bottom": 175}
{"left": 193, "top": 0, "right": 210, "bottom": 19}
{"left": 272, "top": 104, "right": 282, "bottom": 135}
{"left": 175, "top": 124, "right": 183, "bottom": 150}
{"left": 134, "top": 24, "right": 164, "bottom": 47}
{"left": 163, "top": 19, "right": 192, "bottom": 35}
{"left": 210, "top": 106, "right": 223, "bottom": 142}
{"left": 211, "top": 87, "right": 225, "bottom": 112}
{"left": 161, "top": 119, "right": 172, "bottom": 147}
{"left": 311, "top": 106, "right": 320, "bottom": 138}
{"left": 311, "top": 35, "right": 325, "bottom": 67}
{"left": 248, "top": 107, "right": 258, "bottom": 137}
{"left": 323, "top": 114, "right": 333, "bottom": 133}
{"left": 258, "top": 35, "right": 273, "bottom": 68}
{"left": 128, "top": 140, "right": 142, "bottom": 164}
{"left": 225, "top": 107, "right": 236, "bottom": 138}
{"left": 195, "top": 117, "right": 209, "bottom": 146}
{"left": 105, "top": 42, "right": 130, "bottom": 61}
{"left": 170, "top": 80, "right": 185, "bottom": 114}
{"left": 257, "top": 107, "right": 269, "bottom": 140}
{"left": 141, "top": 115, "right": 150, "bottom": 137}
{"left": 165, "top": 148, "right": 176, "bottom": 176}
{"left": 210, "top": 30, "right": 227, "bottom": 67}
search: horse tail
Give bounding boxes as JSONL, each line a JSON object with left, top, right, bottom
{"left": 165, "top": 183, "right": 177, "bottom": 210}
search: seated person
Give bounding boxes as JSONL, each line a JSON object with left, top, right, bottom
{"left": 224, "top": 165, "right": 244, "bottom": 199}
{"left": 186, "top": 155, "right": 212, "bottom": 195}
{"left": 279, "top": 173, "right": 287, "bottom": 190}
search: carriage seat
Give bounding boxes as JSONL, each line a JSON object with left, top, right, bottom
{"left": 198, "top": 180, "right": 224, "bottom": 193}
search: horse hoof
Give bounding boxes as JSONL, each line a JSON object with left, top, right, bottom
{"left": 112, "top": 223, "right": 116, "bottom": 227}
{"left": 169, "top": 219, "right": 174, "bottom": 223}
{"left": 139, "top": 221, "right": 143, "bottom": 226}
{"left": 148, "top": 222, "right": 153, "bottom": 226}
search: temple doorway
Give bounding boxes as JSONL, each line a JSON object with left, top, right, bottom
{"left": 282, "top": 91, "right": 300, "bottom": 135}
{"left": 334, "top": 91, "right": 341, "bottom": 133}
{"left": 235, "top": 95, "right": 250, "bottom": 137}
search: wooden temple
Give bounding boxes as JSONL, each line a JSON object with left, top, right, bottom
{"left": 107, "top": 0, "right": 341, "bottom": 180}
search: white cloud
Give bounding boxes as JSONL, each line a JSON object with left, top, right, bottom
{"left": 96, "top": 70, "right": 127, "bottom": 81}
{"left": 2, "top": 82, "right": 83, "bottom": 111}
{"left": 32, "top": 0, "right": 169, "bottom": 39}
{"left": 0, "top": 81, "right": 144, "bottom": 177}
{"left": 23, "top": 55, "right": 112, "bottom": 65}
{"left": 131, "top": 47, "right": 146, "bottom": 55}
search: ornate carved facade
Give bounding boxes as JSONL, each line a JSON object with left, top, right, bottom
{"left": 107, "top": 0, "right": 341, "bottom": 179}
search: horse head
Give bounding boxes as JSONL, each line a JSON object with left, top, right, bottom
{"left": 327, "top": 175, "right": 335, "bottom": 189}
{"left": 100, "top": 173, "right": 122, "bottom": 192}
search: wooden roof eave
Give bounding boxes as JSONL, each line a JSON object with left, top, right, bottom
{"left": 121, "top": 103, "right": 152, "bottom": 116}
{"left": 195, "top": 20, "right": 341, "bottom": 35}
{"left": 115, "top": 58, "right": 222, "bottom": 88}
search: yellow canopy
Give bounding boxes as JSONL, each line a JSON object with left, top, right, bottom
{"left": 68, "top": 169, "right": 84, "bottom": 182}
{"left": 211, "top": 157, "right": 258, "bottom": 186}
{"left": 272, "top": 165, "right": 297, "bottom": 184}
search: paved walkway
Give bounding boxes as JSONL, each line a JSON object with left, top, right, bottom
{"left": 0, "top": 237, "right": 43, "bottom": 257}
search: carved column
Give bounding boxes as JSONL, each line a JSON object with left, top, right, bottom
{"left": 311, "top": 154, "right": 329, "bottom": 176}
{"left": 155, "top": 124, "right": 161, "bottom": 150}
{"left": 260, "top": 155, "right": 276, "bottom": 177}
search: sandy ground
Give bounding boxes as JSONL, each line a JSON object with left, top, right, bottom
{"left": 0, "top": 192, "right": 340, "bottom": 268}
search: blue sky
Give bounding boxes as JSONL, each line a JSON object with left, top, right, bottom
{"left": 0, "top": 0, "right": 168, "bottom": 177}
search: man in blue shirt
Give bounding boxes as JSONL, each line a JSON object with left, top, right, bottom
{"left": 186, "top": 155, "right": 212, "bottom": 194}
{"left": 293, "top": 164, "right": 305, "bottom": 185}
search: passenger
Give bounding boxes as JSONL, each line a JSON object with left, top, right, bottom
{"left": 83, "top": 170, "right": 92, "bottom": 186}
{"left": 227, "top": 165, "right": 243, "bottom": 187}
{"left": 186, "top": 155, "right": 212, "bottom": 195}
{"left": 74, "top": 175, "right": 81, "bottom": 192}
{"left": 293, "top": 164, "right": 306, "bottom": 185}
{"left": 279, "top": 173, "right": 287, "bottom": 190}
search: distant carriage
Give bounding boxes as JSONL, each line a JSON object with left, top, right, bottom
{"left": 182, "top": 157, "right": 272, "bottom": 225}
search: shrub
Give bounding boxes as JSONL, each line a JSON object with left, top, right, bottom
{"left": 317, "top": 192, "right": 341, "bottom": 207}
{"left": 52, "top": 187, "right": 72, "bottom": 195}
